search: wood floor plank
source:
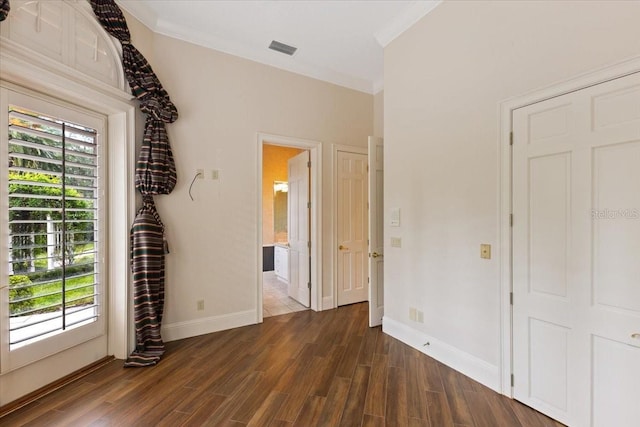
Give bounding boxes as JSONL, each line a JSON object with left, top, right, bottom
{"left": 386, "top": 365, "right": 409, "bottom": 426}
{"left": 439, "top": 362, "right": 475, "bottom": 425}
{"left": 374, "top": 329, "right": 392, "bottom": 355}
{"left": 308, "top": 344, "right": 347, "bottom": 397}
{"left": 409, "top": 416, "right": 431, "bottom": 427}
{"left": 388, "top": 337, "right": 406, "bottom": 368}
{"left": 274, "top": 343, "right": 317, "bottom": 392}
{"left": 230, "top": 354, "right": 292, "bottom": 423}
{"left": 406, "top": 356, "right": 430, "bottom": 422}
{"left": 418, "top": 356, "right": 445, "bottom": 393}
{"left": 335, "top": 335, "right": 364, "bottom": 378}
{"left": 362, "top": 414, "right": 385, "bottom": 427}
{"left": 269, "top": 420, "right": 293, "bottom": 427}
{"left": 155, "top": 410, "right": 192, "bottom": 427}
{"left": 1, "top": 303, "right": 568, "bottom": 427}
{"left": 364, "top": 353, "right": 388, "bottom": 417}
{"left": 292, "top": 395, "right": 325, "bottom": 426}
{"left": 509, "top": 399, "right": 566, "bottom": 427}
{"left": 357, "top": 325, "right": 380, "bottom": 367}
{"left": 247, "top": 392, "right": 288, "bottom": 427}
{"left": 426, "top": 390, "right": 455, "bottom": 427}
{"left": 339, "top": 365, "right": 371, "bottom": 427}
{"left": 274, "top": 353, "right": 324, "bottom": 422}
{"left": 316, "top": 377, "right": 352, "bottom": 427}
{"left": 482, "top": 388, "right": 523, "bottom": 427}
{"left": 198, "top": 372, "right": 262, "bottom": 425}
{"left": 465, "top": 389, "right": 499, "bottom": 427}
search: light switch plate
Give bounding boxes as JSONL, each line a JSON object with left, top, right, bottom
{"left": 390, "top": 237, "right": 402, "bottom": 248}
{"left": 390, "top": 208, "right": 400, "bottom": 227}
{"left": 480, "top": 244, "right": 491, "bottom": 259}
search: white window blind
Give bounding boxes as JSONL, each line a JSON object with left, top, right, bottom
{"left": 7, "top": 105, "right": 101, "bottom": 349}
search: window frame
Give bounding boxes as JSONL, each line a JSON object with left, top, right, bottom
{"left": 1, "top": 87, "right": 108, "bottom": 373}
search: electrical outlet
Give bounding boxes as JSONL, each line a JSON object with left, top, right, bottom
{"left": 409, "top": 307, "right": 417, "bottom": 321}
{"left": 197, "top": 299, "right": 205, "bottom": 311}
{"left": 480, "top": 244, "right": 491, "bottom": 259}
{"left": 417, "top": 310, "right": 424, "bottom": 323}
{"left": 196, "top": 169, "right": 204, "bottom": 179}
{"left": 390, "top": 237, "right": 402, "bottom": 248}
{"left": 211, "top": 170, "right": 219, "bottom": 180}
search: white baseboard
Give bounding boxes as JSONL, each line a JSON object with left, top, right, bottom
{"left": 162, "top": 309, "right": 257, "bottom": 342}
{"left": 382, "top": 316, "right": 501, "bottom": 392}
{"left": 322, "top": 296, "right": 334, "bottom": 310}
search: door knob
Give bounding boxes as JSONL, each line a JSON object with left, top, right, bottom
{"left": 370, "top": 252, "right": 383, "bottom": 258}
{"left": 339, "top": 245, "right": 348, "bottom": 250}
{"left": 632, "top": 333, "right": 640, "bottom": 339}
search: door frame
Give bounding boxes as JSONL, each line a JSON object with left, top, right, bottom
{"left": 332, "top": 144, "right": 368, "bottom": 308}
{"left": 0, "top": 55, "right": 135, "bottom": 404}
{"left": 498, "top": 56, "right": 640, "bottom": 396}
{"left": 256, "top": 133, "right": 323, "bottom": 322}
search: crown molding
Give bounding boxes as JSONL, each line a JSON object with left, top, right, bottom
{"left": 154, "top": 17, "right": 374, "bottom": 94}
{"left": 374, "top": 0, "right": 443, "bottom": 47}
{"left": 117, "top": 0, "right": 439, "bottom": 94}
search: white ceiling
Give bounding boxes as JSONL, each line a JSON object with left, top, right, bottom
{"left": 117, "top": 0, "right": 442, "bottom": 94}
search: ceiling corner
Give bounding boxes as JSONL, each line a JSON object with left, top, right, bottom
{"left": 117, "top": 0, "right": 158, "bottom": 32}
{"left": 374, "top": 0, "right": 443, "bottom": 48}
{"left": 373, "top": 80, "right": 384, "bottom": 95}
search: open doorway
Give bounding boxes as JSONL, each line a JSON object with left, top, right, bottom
{"left": 257, "top": 133, "right": 323, "bottom": 322}
{"left": 261, "top": 144, "right": 309, "bottom": 317}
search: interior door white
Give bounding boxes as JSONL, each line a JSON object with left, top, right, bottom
{"left": 337, "top": 150, "right": 368, "bottom": 306}
{"left": 368, "top": 137, "right": 384, "bottom": 327}
{"left": 512, "top": 72, "right": 640, "bottom": 427}
{"left": 287, "top": 151, "right": 310, "bottom": 307}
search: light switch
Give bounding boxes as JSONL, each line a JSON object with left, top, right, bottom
{"left": 390, "top": 208, "right": 400, "bottom": 227}
{"left": 390, "top": 237, "right": 402, "bottom": 248}
{"left": 480, "top": 244, "right": 491, "bottom": 259}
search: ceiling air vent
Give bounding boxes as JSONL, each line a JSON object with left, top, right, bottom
{"left": 269, "top": 40, "right": 297, "bottom": 56}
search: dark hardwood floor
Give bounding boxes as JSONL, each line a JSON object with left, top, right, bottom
{"left": 1, "top": 303, "right": 563, "bottom": 426}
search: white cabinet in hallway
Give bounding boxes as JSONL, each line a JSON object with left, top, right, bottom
{"left": 274, "top": 244, "right": 289, "bottom": 283}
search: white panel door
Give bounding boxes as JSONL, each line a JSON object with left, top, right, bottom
{"left": 337, "top": 151, "right": 368, "bottom": 306}
{"left": 512, "top": 72, "right": 640, "bottom": 427}
{"left": 368, "top": 137, "right": 384, "bottom": 326}
{"left": 287, "top": 151, "right": 310, "bottom": 307}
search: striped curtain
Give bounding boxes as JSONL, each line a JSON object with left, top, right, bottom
{"left": 89, "top": 0, "right": 178, "bottom": 367}
{"left": 0, "top": 0, "right": 9, "bottom": 22}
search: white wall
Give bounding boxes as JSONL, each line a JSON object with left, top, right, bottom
{"left": 134, "top": 33, "right": 372, "bottom": 338}
{"left": 373, "top": 90, "right": 383, "bottom": 138}
{"left": 383, "top": 0, "right": 640, "bottom": 389}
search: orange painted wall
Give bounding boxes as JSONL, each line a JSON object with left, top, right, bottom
{"left": 262, "top": 144, "right": 304, "bottom": 245}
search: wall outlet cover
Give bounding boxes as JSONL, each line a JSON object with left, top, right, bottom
{"left": 480, "top": 244, "right": 491, "bottom": 259}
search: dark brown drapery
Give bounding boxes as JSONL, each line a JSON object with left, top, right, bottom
{"left": 0, "top": 0, "right": 10, "bottom": 22}
{"left": 89, "top": 0, "right": 178, "bottom": 367}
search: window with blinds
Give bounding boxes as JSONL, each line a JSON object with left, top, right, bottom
{"left": 7, "top": 105, "right": 101, "bottom": 350}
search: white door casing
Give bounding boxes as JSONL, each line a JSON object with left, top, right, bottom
{"left": 368, "top": 137, "right": 384, "bottom": 327}
{"left": 0, "top": 0, "right": 134, "bottom": 407}
{"left": 512, "top": 71, "right": 640, "bottom": 426}
{"left": 337, "top": 150, "right": 368, "bottom": 306}
{"left": 257, "top": 134, "right": 322, "bottom": 319}
{"left": 287, "top": 151, "right": 310, "bottom": 307}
